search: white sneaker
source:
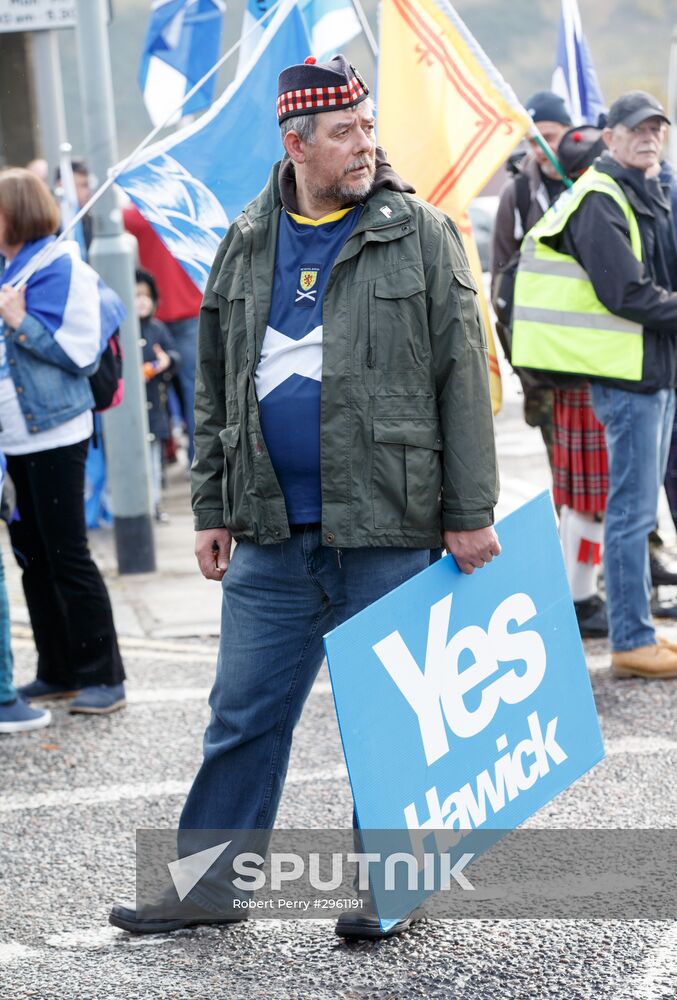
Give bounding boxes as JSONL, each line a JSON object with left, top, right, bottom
{"left": 0, "top": 698, "right": 52, "bottom": 733}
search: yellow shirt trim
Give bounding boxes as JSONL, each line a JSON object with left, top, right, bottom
{"left": 287, "top": 207, "right": 355, "bottom": 227}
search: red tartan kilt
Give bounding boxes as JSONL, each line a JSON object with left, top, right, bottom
{"left": 553, "top": 386, "right": 608, "bottom": 513}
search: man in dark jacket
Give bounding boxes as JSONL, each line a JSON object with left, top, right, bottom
{"left": 551, "top": 92, "right": 677, "bottom": 679}
{"left": 110, "top": 55, "right": 500, "bottom": 939}
{"left": 490, "top": 91, "right": 571, "bottom": 468}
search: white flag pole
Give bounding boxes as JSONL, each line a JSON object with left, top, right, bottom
{"left": 350, "top": 0, "right": 378, "bottom": 57}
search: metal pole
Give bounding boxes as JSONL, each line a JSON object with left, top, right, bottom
{"left": 350, "top": 0, "right": 378, "bottom": 59}
{"left": 668, "top": 26, "right": 677, "bottom": 169}
{"left": 31, "top": 31, "right": 67, "bottom": 183}
{"left": 74, "top": 0, "right": 155, "bottom": 574}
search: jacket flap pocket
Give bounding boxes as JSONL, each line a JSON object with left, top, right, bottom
{"left": 374, "top": 268, "right": 426, "bottom": 300}
{"left": 219, "top": 425, "right": 240, "bottom": 448}
{"left": 453, "top": 268, "right": 478, "bottom": 293}
{"left": 373, "top": 419, "right": 442, "bottom": 450}
{"left": 214, "top": 268, "right": 245, "bottom": 302}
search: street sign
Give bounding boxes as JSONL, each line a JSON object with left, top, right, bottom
{"left": 0, "top": 1, "right": 76, "bottom": 33}
{"left": 324, "top": 491, "right": 605, "bottom": 929}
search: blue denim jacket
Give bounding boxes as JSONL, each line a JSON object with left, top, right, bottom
{"left": 3, "top": 314, "right": 96, "bottom": 434}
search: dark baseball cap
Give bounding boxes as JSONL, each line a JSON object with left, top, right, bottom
{"left": 524, "top": 90, "right": 572, "bottom": 127}
{"left": 606, "top": 90, "right": 670, "bottom": 129}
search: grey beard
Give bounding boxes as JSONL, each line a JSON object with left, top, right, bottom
{"left": 310, "top": 170, "right": 375, "bottom": 206}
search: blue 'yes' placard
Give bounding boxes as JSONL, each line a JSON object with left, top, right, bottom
{"left": 324, "top": 492, "right": 605, "bottom": 928}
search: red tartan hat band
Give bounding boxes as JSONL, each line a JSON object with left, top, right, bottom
{"left": 277, "top": 54, "right": 369, "bottom": 124}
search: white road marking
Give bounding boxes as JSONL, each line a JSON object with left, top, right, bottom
{"left": 0, "top": 767, "right": 347, "bottom": 814}
{"left": 612, "top": 923, "right": 677, "bottom": 1000}
{"left": 605, "top": 736, "right": 677, "bottom": 756}
{"left": 0, "top": 943, "right": 41, "bottom": 965}
{"left": 10, "top": 626, "right": 219, "bottom": 664}
{"left": 3, "top": 732, "right": 675, "bottom": 816}
{"left": 127, "top": 688, "right": 211, "bottom": 704}
{"left": 127, "top": 682, "right": 333, "bottom": 704}
{"left": 46, "top": 928, "right": 173, "bottom": 951}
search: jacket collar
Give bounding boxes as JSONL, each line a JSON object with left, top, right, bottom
{"left": 240, "top": 152, "right": 415, "bottom": 234}
{"left": 594, "top": 153, "right": 659, "bottom": 218}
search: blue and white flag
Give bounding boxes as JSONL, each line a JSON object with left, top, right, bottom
{"left": 302, "top": 0, "right": 361, "bottom": 61}
{"left": 236, "top": 0, "right": 360, "bottom": 75}
{"left": 551, "top": 0, "right": 605, "bottom": 126}
{"left": 118, "top": 0, "right": 309, "bottom": 290}
{"left": 139, "top": 0, "right": 226, "bottom": 127}
{"left": 0, "top": 238, "right": 126, "bottom": 375}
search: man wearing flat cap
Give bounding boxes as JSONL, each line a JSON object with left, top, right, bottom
{"left": 111, "top": 55, "right": 499, "bottom": 939}
{"left": 513, "top": 90, "right": 677, "bottom": 681}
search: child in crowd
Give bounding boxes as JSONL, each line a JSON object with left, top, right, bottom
{"left": 135, "top": 270, "right": 181, "bottom": 523}
{"left": 0, "top": 451, "right": 51, "bottom": 733}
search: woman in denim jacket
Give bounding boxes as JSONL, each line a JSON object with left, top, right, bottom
{"left": 0, "top": 168, "right": 127, "bottom": 715}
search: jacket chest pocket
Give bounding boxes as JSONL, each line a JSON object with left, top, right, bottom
{"left": 368, "top": 267, "right": 429, "bottom": 371}
{"left": 372, "top": 418, "right": 442, "bottom": 529}
{"left": 214, "top": 267, "right": 248, "bottom": 375}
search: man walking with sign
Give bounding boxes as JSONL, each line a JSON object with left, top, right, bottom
{"left": 110, "top": 54, "right": 499, "bottom": 939}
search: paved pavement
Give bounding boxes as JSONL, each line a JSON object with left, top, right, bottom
{"left": 1, "top": 367, "right": 676, "bottom": 999}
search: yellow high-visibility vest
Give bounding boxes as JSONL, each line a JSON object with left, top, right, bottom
{"left": 512, "top": 166, "right": 644, "bottom": 381}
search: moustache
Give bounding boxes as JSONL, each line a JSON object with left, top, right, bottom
{"left": 344, "top": 157, "right": 374, "bottom": 175}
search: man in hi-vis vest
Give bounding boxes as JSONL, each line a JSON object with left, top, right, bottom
{"left": 512, "top": 91, "right": 677, "bottom": 681}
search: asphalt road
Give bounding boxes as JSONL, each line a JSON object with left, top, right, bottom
{"left": 1, "top": 376, "right": 675, "bottom": 1000}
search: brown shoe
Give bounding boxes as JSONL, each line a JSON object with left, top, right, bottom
{"left": 612, "top": 643, "right": 677, "bottom": 679}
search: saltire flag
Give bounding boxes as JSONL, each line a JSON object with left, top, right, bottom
{"left": 236, "top": 0, "right": 360, "bottom": 75}
{"left": 139, "top": 0, "right": 226, "bottom": 127}
{"left": 551, "top": 0, "right": 605, "bottom": 125}
{"left": 377, "top": 0, "right": 533, "bottom": 414}
{"left": 302, "top": 0, "right": 361, "bottom": 60}
{"left": 1, "top": 237, "right": 126, "bottom": 365}
{"left": 118, "top": 0, "right": 309, "bottom": 290}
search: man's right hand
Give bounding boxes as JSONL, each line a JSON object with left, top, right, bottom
{"left": 195, "top": 528, "right": 232, "bottom": 580}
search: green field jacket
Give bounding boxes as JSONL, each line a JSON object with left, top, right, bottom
{"left": 192, "top": 162, "right": 498, "bottom": 548}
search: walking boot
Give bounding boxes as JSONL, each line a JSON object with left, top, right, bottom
{"left": 18, "top": 678, "right": 79, "bottom": 702}
{"left": 611, "top": 643, "right": 677, "bottom": 680}
{"left": 335, "top": 885, "right": 424, "bottom": 941}
{"left": 573, "top": 594, "right": 608, "bottom": 639}
{"left": 649, "top": 550, "right": 677, "bottom": 587}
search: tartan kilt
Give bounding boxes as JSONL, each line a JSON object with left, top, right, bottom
{"left": 552, "top": 386, "right": 608, "bottom": 513}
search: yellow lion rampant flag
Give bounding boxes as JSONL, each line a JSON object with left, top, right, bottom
{"left": 377, "top": 0, "right": 532, "bottom": 413}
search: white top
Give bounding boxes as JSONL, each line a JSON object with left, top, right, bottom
{"left": 0, "top": 377, "right": 92, "bottom": 455}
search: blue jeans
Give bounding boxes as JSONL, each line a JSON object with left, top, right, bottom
{"left": 0, "top": 547, "right": 16, "bottom": 703}
{"left": 179, "top": 530, "right": 429, "bottom": 832}
{"left": 167, "top": 317, "right": 197, "bottom": 465}
{"left": 590, "top": 384, "right": 675, "bottom": 651}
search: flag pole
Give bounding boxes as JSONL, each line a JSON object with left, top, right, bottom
{"left": 528, "top": 127, "right": 572, "bottom": 187}
{"left": 13, "top": 0, "right": 290, "bottom": 290}
{"left": 350, "top": 0, "right": 378, "bottom": 58}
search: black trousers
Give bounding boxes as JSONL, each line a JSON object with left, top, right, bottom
{"left": 7, "top": 440, "right": 125, "bottom": 688}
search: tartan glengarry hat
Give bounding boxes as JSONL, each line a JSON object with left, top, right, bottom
{"left": 276, "top": 54, "right": 369, "bottom": 124}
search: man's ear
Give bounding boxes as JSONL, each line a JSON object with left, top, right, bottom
{"left": 602, "top": 127, "right": 613, "bottom": 150}
{"left": 283, "top": 130, "right": 306, "bottom": 164}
